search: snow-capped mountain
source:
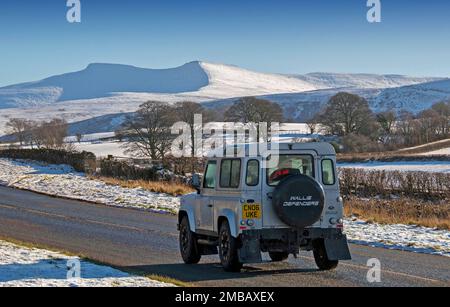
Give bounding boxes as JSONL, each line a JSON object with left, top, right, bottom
{"left": 0, "top": 61, "right": 316, "bottom": 109}
{"left": 293, "top": 72, "right": 441, "bottom": 90}
{"left": 0, "top": 62, "right": 209, "bottom": 108}
{"left": 1, "top": 61, "right": 440, "bottom": 109}
{"left": 0, "top": 61, "right": 448, "bottom": 136}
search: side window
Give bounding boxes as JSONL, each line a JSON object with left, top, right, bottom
{"left": 203, "top": 161, "right": 217, "bottom": 189}
{"left": 322, "top": 159, "right": 336, "bottom": 185}
{"left": 246, "top": 160, "right": 260, "bottom": 186}
{"left": 220, "top": 159, "right": 241, "bottom": 189}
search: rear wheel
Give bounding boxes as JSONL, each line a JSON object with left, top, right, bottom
{"left": 269, "top": 252, "right": 289, "bottom": 262}
{"left": 218, "top": 220, "right": 243, "bottom": 272}
{"left": 313, "top": 239, "right": 338, "bottom": 271}
{"left": 179, "top": 216, "right": 201, "bottom": 264}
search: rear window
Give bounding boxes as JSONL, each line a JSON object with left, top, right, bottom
{"left": 220, "top": 159, "right": 241, "bottom": 188}
{"left": 267, "top": 155, "right": 314, "bottom": 186}
{"left": 246, "top": 160, "right": 260, "bottom": 186}
{"left": 322, "top": 159, "right": 336, "bottom": 185}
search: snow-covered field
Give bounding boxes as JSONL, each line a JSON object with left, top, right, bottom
{"left": 65, "top": 132, "right": 116, "bottom": 143}
{"left": 72, "top": 141, "right": 130, "bottom": 158}
{"left": 0, "top": 240, "right": 173, "bottom": 287}
{"left": 0, "top": 159, "right": 179, "bottom": 213}
{"left": 338, "top": 161, "right": 450, "bottom": 173}
{"left": 0, "top": 158, "right": 449, "bottom": 258}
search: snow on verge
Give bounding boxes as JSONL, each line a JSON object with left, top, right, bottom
{"left": 338, "top": 161, "right": 450, "bottom": 173}
{"left": 0, "top": 159, "right": 179, "bottom": 213}
{"left": 345, "top": 219, "right": 450, "bottom": 258}
{"left": 0, "top": 240, "right": 173, "bottom": 287}
{"left": 0, "top": 159, "right": 449, "bottom": 258}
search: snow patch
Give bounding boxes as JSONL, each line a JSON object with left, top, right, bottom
{"left": 0, "top": 159, "right": 180, "bottom": 213}
{"left": 338, "top": 161, "right": 450, "bottom": 173}
{"left": 0, "top": 240, "right": 174, "bottom": 287}
{"left": 345, "top": 218, "right": 450, "bottom": 258}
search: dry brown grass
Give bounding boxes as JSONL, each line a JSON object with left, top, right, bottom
{"left": 90, "top": 176, "right": 195, "bottom": 196}
{"left": 344, "top": 196, "right": 450, "bottom": 230}
{"left": 337, "top": 139, "right": 450, "bottom": 163}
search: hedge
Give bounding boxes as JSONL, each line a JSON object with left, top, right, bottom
{"left": 0, "top": 149, "right": 96, "bottom": 173}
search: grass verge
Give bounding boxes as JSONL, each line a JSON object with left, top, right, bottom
{"left": 344, "top": 196, "right": 450, "bottom": 230}
{"left": 90, "top": 176, "right": 195, "bottom": 197}
{"left": 144, "top": 274, "right": 190, "bottom": 287}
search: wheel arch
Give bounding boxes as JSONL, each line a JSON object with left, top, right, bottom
{"left": 179, "top": 209, "right": 196, "bottom": 233}
{"left": 217, "top": 209, "right": 238, "bottom": 238}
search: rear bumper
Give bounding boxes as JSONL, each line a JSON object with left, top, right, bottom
{"left": 241, "top": 227, "right": 347, "bottom": 241}
{"left": 238, "top": 228, "right": 351, "bottom": 263}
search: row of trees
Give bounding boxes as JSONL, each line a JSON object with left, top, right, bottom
{"left": 5, "top": 118, "right": 69, "bottom": 150}
{"left": 312, "top": 92, "right": 450, "bottom": 152}
{"left": 119, "top": 97, "right": 285, "bottom": 160}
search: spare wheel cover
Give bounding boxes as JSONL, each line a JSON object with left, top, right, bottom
{"left": 272, "top": 174, "right": 325, "bottom": 228}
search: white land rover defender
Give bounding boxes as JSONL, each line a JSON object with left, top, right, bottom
{"left": 178, "top": 143, "right": 351, "bottom": 272}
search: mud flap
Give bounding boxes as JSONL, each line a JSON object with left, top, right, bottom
{"left": 324, "top": 235, "right": 352, "bottom": 261}
{"left": 238, "top": 234, "right": 263, "bottom": 263}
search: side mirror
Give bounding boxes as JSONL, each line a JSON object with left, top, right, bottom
{"left": 191, "top": 173, "right": 201, "bottom": 194}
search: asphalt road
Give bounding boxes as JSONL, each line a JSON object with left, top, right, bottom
{"left": 0, "top": 186, "right": 448, "bottom": 287}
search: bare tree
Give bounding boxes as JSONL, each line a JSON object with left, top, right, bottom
{"left": 40, "top": 119, "right": 69, "bottom": 149}
{"left": 174, "top": 101, "right": 207, "bottom": 158}
{"left": 224, "top": 97, "right": 284, "bottom": 141}
{"left": 396, "top": 110, "right": 415, "bottom": 146}
{"left": 76, "top": 133, "right": 83, "bottom": 143}
{"left": 418, "top": 109, "right": 441, "bottom": 144}
{"left": 6, "top": 118, "right": 28, "bottom": 146}
{"left": 376, "top": 111, "right": 397, "bottom": 144}
{"left": 24, "top": 119, "right": 69, "bottom": 149}
{"left": 115, "top": 129, "right": 125, "bottom": 142}
{"left": 377, "top": 111, "right": 397, "bottom": 135}
{"left": 306, "top": 120, "right": 318, "bottom": 135}
{"left": 431, "top": 101, "right": 450, "bottom": 137}
{"left": 122, "top": 101, "right": 176, "bottom": 160}
{"left": 316, "top": 92, "right": 378, "bottom": 138}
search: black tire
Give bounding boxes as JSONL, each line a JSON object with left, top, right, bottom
{"left": 179, "top": 216, "right": 201, "bottom": 264}
{"left": 218, "top": 220, "right": 243, "bottom": 272}
{"left": 313, "top": 239, "right": 338, "bottom": 271}
{"left": 269, "top": 252, "right": 289, "bottom": 262}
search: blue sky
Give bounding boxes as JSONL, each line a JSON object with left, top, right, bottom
{"left": 0, "top": 0, "right": 449, "bottom": 86}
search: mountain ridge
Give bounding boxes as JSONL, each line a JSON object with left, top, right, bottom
{"left": 1, "top": 61, "right": 444, "bottom": 109}
{"left": 0, "top": 61, "right": 449, "bottom": 135}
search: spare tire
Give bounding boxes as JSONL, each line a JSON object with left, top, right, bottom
{"left": 272, "top": 174, "right": 325, "bottom": 228}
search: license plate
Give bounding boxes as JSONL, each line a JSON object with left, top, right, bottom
{"left": 242, "top": 203, "right": 262, "bottom": 219}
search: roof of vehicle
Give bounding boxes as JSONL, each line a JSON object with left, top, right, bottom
{"left": 208, "top": 142, "right": 337, "bottom": 158}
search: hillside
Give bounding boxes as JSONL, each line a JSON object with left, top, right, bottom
{"left": 370, "top": 79, "right": 450, "bottom": 113}
{"left": 0, "top": 61, "right": 449, "bottom": 135}
{"left": 0, "top": 61, "right": 317, "bottom": 109}
{"left": 0, "top": 62, "right": 209, "bottom": 107}
{"left": 205, "top": 78, "right": 450, "bottom": 121}
{"left": 293, "top": 72, "right": 441, "bottom": 90}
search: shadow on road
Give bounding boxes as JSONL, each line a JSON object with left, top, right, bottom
{"left": 122, "top": 262, "right": 319, "bottom": 283}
